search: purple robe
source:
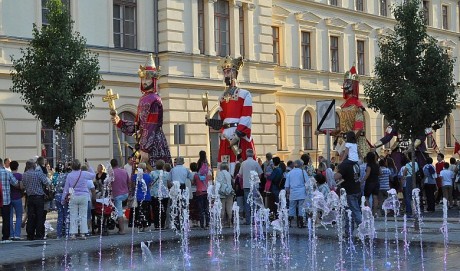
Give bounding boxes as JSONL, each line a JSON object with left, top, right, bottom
{"left": 118, "top": 91, "right": 172, "bottom": 166}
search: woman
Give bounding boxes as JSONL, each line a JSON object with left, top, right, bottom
{"left": 195, "top": 151, "right": 212, "bottom": 229}
{"left": 402, "top": 152, "right": 419, "bottom": 217}
{"left": 129, "top": 163, "right": 152, "bottom": 231}
{"left": 285, "top": 160, "right": 310, "bottom": 228}
{"left": 61, "top": 159, "right": 95, "bottom": 240}
{"left": 363, "top": 152, "right": 381, "bottom": 217}
{"left": 423, "top": 157, "right": 437, "bottom": 212}
{"left": 54, "top": 164, "right": 69, "bottom": 239}
{"left": 150, "top": 160, "right": 171, "bottom": 229}
{"left": 9, "top": 161, "right": 24, "bottom": 240}
{"left": 217, "top": 162, "right": 234, "bottom": 227}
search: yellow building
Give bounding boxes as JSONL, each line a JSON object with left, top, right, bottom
{"left": 0, "top": 0, "right": 459, "bottom": 167}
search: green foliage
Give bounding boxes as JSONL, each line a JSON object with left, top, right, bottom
{"left": 364, "top": 0, "right": 457, "bottom": 140}
{"left": 10, "top": 0, "right": 103, "bottom": 133}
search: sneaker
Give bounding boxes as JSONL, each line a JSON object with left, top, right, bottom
{"left": 70, "top": 235, "right": 77, "bottom": 240}
{"left": 79, "top": 235, "right": 87, "bottom": 240}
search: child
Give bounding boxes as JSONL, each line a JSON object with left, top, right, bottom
{"left": 315, "top": 174, "right": 329, "bottom": 201}
{"left": 341, "top": 131, "right": 359, "bottom": 164}
{"left": 440, "top": 162, "right": 454, "bottom": 208}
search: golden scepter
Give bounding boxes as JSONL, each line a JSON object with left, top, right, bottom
{"left": 102, "top": 88, "right": 124, "bottom": 163}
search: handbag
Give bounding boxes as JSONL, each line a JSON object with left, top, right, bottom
{"left": 65, "top": 171, "right": 82, "bottom": 204}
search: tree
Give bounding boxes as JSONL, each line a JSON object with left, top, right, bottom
{"left": 364, "top": 0, "right": 456, "bottom": 143}
{"left": 10, "top": 0, "right": 102, "bottom": 134}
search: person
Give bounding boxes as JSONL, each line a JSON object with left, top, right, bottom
{"left": 112, "top": 53, "right": 172, "bottom": 168}
{"left": 341, "top": 131, "right": 359, "bottom": 164}
{"left": 62, "top": 159, "right": 95, "bottom": 240}
{"left": 216, "top": 162, "right": 234, "bottom": 227}
{"left": 54, "top": 164, "right": 69, "bottom": 239}
{"left": 170, "top": 157, "right": 194, "bottom": 190}
{"left": 129, "top": 163, "right": 152, "bottom": 231}
{"left": 150, "top": 160, "right": 171, "bottom": 229}
{"left": 124, "top": 157, "right": 135, "bottom": 180}
{"left": 334, "top": 159, "right": 362, "bottom": 236}
{"left": 0, "top": 158, "right": 19, "bottom": 242}
{"left": 285, "top": 160, "right": 310, "bottom": 228}
{"left": 81, "top": 164, "right": 96, "bottom": 236}
{"left": 4, "top": 158, "right": 11, "bottom": 171}
{"left": 315, "top": 174, "right": 329, "bottom": 201}
{"left": 109, "top": 158, "right": 130, "bottom": 235}
{"left": 269, "top": 157, "right": 283, "bottom": 205}
{"left": 9, "top": 161, "right": 23, "bottom": 240}
{"left": 362, "top": 152, "right": 380, "bottom": 216}
{"left": 205, "top": 56, "right": 256, "bottom": 175}
{"left": 378, "top": 159, "right": 391, "bottom": 215}
{"left": 94, "top": 164, "right": 107, "bottom": 199}
{"left": 325, "top": 163, "right": 337, "bottom": 191}
{"left": 435, "top": 153, "right": 446, "bottom": 204}
{"left": 262, "top": 153, "right": 274, "bottom": 192}
{"left": 423, "top": 157, "right": 437, "bottom": 212}
{"left": 402, "top": 153, "right": 419, "bottom": 217}
{"left": 238, "top": 149, "right": 262, "bottom": 225}
{"left": 440, "top": 162, "right": 454, "bottom": 209}
{"left": 21, "top": 159, "right": 49, "bottom": 241}
{"left": 233, "top": 155, "right": 244, "bottom": 219}
{"left": 190, "top": 161, "right": 209, "bottom": 229}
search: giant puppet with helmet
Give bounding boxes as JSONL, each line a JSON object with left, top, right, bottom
{"left": 112, "top": 53, "right": 172, "bottom": 170}
{"left": 204, "top": 56, "right": 256, "bottom": 174}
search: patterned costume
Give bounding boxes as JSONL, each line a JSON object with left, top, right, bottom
{"left": 116, "top": 54, "right": 172, "bottom": 166}
{"left": 207, "top": 56, "right": 256, "bottom": 171}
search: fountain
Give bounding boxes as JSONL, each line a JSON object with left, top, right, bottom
{"left": 207, "top": 180, "right": 222, "bottom": 258}
{"left": 412, "top": 188, "right": 424, "bottom": 270}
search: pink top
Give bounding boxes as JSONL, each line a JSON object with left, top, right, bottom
{"left": 194, "top": 174, "right": 209, "bottom": 196}
{"left": 112, "top": 167, "right": 130, "bottom": 197}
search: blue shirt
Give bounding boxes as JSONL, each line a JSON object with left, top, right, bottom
{"left": 0, "top": 167, "right": 18, "bottom": 205}
{"left": 423, "top": 164, "right": 437, "bottom": 185}
{"left": 150, "top": 170, "right": 170, "bottom": 198}
{"left": 285, "top": 168, "right": 309, "bottom": 201}
{"left": 132, "top": 173, "right": 152, "bottom": 201}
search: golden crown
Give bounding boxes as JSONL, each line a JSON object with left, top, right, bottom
{"left": 219, "top": 56, "right": 244, "bottom": 71}
{"left": 138, "top": 53, "right": 160, "bottom": 79}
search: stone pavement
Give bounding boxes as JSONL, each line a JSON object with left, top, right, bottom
{"left": 0, "top": 204, "right": 460, "bottom": 267}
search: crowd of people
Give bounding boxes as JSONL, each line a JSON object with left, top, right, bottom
{"left": 1, "top": 145, "right": 458, "bottom": 243}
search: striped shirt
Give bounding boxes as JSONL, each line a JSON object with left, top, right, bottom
{"left": 378, "top": 166, "right": 391, "bottom": 191}
{"left": 22, "top": 169, "right": 50, "bottom": 197}
{"left": 0, "top": 167, "right": 18, "bottom": 205}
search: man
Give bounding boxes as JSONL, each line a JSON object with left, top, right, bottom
{"left": 435, "top": 153, "right": 446, "bottom": 204}
{"left": 238, "top": 149, "right": 262, "bottom": 225}
{"left": 112, "top": 53, "right": 172, "bottom": 168}
{"left": 205, "top": 56, "right": 256, "bottom": 174}
{"left": 21, "top": 159, "right": 50, "bottom": 241}
{"left": 0, "top": 158, "right": 19, "bottom": 242}
{"left": 334, "top": 159, "right": 362, "bottom": 235}
{"left": 285, "top": 160, "right": 310, "bottom": 228}
{"left": 110, "top": 158, "right": 130, "bottom": 234}
{"left": 4, "top": 158, "right": 11, "bottom": 171}
{"left": 170, "top": 157, "right": 193, "bottom": 190}
{"left": 124, "top": 157, "right": 135, "bottom": 180}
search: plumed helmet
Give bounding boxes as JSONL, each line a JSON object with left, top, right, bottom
{"left": 138, "top": 53, "right": 160, "bottom": 80}
{"left": 344, "top": 66, "right": 359, "bottom": 82}
{"left": 219, "top": 56, "right": 244, "bottom": 72}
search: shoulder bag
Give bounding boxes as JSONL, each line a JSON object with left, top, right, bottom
{"left": 65, "top": 171, "right": 82, "bottom": 204}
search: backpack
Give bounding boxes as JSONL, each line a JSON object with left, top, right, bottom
{"left": 219, "top": 173, "right": 234, "bottom": 197}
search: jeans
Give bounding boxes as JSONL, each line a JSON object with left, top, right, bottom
{"left": 26, "top": 195, "right": 45, "bottom": 240}
{"left": 288, "top": 199, "right": 305, "bottom": 217}
{"left": 243, "top": 188, "right": 251, "bottom": 224}
{"left": 195, "top": 194, "right": 209, "bottom": 228}
{"left": 9, "top": 198, "right": 23, "bottom": 238}
{"left": 403, "top": 176, "right": 414, "bottom": 216}
{"left": 1, "top": 204, "right": 11, "bottom": 240}
{"left": 345, "top": 192, "right": 362, "bottom": 233}
{"left": 113, "top": 193, "right": 128, "bottom": 218}
{"left": 55, "top": 194, "right": 67, "bottom": 238}
{"left": 69, "top": 195, "right": 88, "bottom": 235}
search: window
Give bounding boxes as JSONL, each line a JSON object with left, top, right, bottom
{"left": 239, "top": 7, "right": 245, "bottom": 57}
{"left": 112, "top": 111, "right": 137, "bottom": 165}
{"left": 198, "top": 0, "right": 205, "bottom": 54}
{"left": 210, "top": 112, "right": 221, "bottom": 168}
{"left": 276, "top": 111, "right": 283, "bottom": 151}
{"left": 113, "top": 0, "right": 137, "bottom": 49}
{"left": 357, "top": 40, "right": 365, "bottom": 75}
{"left": 442, "top": 5, "right": 448, "bottom": 30}
{"left": 335, "top": 112, "right": 340, "bottom": 131}
{"left": 380, "top": 0, "right": 387, "bottom": 16}
{"left": 356, "top": 0, "right": 364, "bottom": 11}
{"left": 303, "top": 111, "right": 313, "bottom": 150}
{"left": 330, "top": 0, "right": 338, "bottom": 6}
{"left": 427, "top": 132, "right": 434, "bottom": 149}
{"left": 423, "top": 1, "right": 429, "bottom": 25}
{"left": 42, "top": 0, "right": 70, "bottom": 26}
{"left": 272, "top": 26, "right": 280, "bottom": 64}
{"left": 41, "top": 122, "right": 74, "bottom": 169}
{"left": 446, "top": 117, "right": 452, "bottom": 147}
{"left": 330, "top": 36, "right": 339, "bottom": 72}
{"left": 214, "top": 0, "right": 230, "bottom": 57}
{"left": 301, "top": 32, "right": 311, "bottom": 69}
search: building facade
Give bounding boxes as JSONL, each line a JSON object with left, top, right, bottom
{"left": 0, "top": 0, "right": 459, "bottom": 167}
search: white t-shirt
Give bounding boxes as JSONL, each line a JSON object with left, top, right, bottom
{"left": 124, "top": 163, "right": 133, "bottom": 179}
{"left": 440, "top": 169, "right": 454, "bottom": 186}
{"left": 345, "top": 142, "right": 359, "bottom": 162}
{"left": 87, "top": 179, "right": 95, "bottom": 201}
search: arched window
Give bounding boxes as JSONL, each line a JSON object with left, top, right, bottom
{"left": 446, "top": 117, "right": 452, "bottom": 147}
{"left": 209, "top": 112, "right": 221, "bottom": 168}
{"left": 303, "top": 111, "right": 313, "bottom": 150}
{"left": 113, "top": 111, "right": 136, "bottom": 165}
{"left": 383, "top": 117, "right": 391, "bottom": 149}
{"left": 335, "top": 112, "right": 340, "bottom": 130}
{"left": 41, "top": 122, "right": 74, "bottom": 168}
{"left": 276, "top": 110, "right": 283, "bottom": 151}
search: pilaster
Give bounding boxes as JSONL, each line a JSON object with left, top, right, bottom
{"left": 230, "top": 0, "right": 241, "bottom": 57}
{"left": 245, "top": 3, "right": 255, "bottom": 60}
{"left": 205, "top": 0, "right": 217, "bottom": 55}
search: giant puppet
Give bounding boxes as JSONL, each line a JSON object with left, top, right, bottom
{"left": 333, "top": 66, "right": 371, "bottom": 161}
{"left": 204, "top": 56, "right": 256, "bottom": 172}
{"left": 112, "top": 54, "right": 172, "bottom": 167}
